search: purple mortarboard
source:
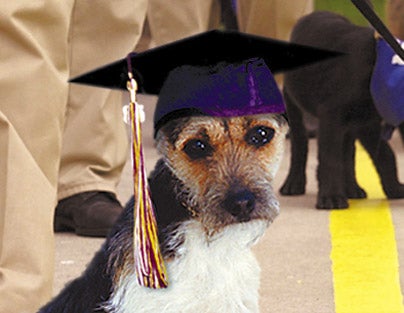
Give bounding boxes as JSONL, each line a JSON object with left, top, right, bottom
{"left": 70, "top": 30, "right": 341, "bottom": 290}
{"left": 153, "top": 57, "right": 285, "bottom": 133}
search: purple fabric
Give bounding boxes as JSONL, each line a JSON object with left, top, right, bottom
{"left": 154, "top": 58, "right": 285, "bottom": 130}
{"left": 371, "top": 38, "right": 404, "bottom": 127}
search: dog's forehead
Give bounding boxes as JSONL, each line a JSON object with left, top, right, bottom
{"left": 175, "top": 114, "right": 281, "bottom": 143}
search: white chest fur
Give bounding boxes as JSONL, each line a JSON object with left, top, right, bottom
{"left": 105, "top": 220, "right": 268, "bottom": 313}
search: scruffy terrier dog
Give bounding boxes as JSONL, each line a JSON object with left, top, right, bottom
{"left": 40, "top": 113, "right": 288, "bottom": 313}
{"left": 280, "top": 11, "right": 404, "bottom": 209}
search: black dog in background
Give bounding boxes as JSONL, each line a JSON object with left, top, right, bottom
{"left": 279, "top": 11, "right": 404, "bottom": 209}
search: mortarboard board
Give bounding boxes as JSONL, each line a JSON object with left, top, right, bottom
{"left": 71, "top": 30, "right": 342, "bottom": 92}
{"left": 70, "top": 30, "right": 341, "bottom": 289}
{"left": 71, "top": 30, "right": 342, "bottom": 130}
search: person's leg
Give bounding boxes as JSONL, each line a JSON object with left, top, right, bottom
{"left": 237, "top": 0, "right": 313, "bottom": 40}
{"left": 56, "top": 0, "right": 148, "bottom": 237}
{"left": 0, "top": 1, "right": 73, "bottom": 311}
{"left": 386, "top": 0, "right": 404, "bottom": 40}
{"left": 236, "top": 0, "right": 313, "bottom": 88}
{"left": 142, "top": 0, "right": 220, "bottom": 49}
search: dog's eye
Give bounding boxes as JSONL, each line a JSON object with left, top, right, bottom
{"left": 183, "top": 139, "right": 213, "bottom": 160}
{"left": 245, "top": 126, "right": 275, "bottom": 148}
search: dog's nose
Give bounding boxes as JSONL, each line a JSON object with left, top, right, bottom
{"left": 223, "top": 189, "right": 256, "bottom": 220}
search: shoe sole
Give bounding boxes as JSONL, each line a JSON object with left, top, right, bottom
{"left": 54, "top": 216, "right": 110, "bottom": 237}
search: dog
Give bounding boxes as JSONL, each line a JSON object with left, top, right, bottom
{"left": 279, "top": 10, "right": 404, "bottom": 209}
{"left": 39, "top": 113, "right": 288, "bottom": 313}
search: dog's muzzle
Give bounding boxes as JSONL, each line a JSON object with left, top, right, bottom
{"left": 222, "top": 188, "right": 256, "bottom": 222}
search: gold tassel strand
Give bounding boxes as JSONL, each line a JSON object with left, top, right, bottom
{"left": 126, "top": 55, "right": 168, "bottom": 289}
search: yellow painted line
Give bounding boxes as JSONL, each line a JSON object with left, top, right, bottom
{"left": 330, "top": 142, "right": 404, "bottom": 313}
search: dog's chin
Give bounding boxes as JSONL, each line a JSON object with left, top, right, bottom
{"left": 204, "top": 218, "right": 270, "bottom": 248}
{"left": 196, "top": 202, "right": 279, "bottom": 243}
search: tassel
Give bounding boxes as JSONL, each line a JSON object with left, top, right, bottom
{"left": 126, "top": 55, "right": 168, "bottom": 289}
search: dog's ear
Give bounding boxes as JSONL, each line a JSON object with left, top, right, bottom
{"left": 148, "top": 159, "right": 190, "bottom": 232}
{"left": 155, "top": 117, "right": 191, "bottom": 147}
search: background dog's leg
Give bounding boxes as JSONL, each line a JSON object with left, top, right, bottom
{"left": 280, "top": 88, "right": 307, "bottom": 196}
{"left": 316, "top": 118, "right": 348, "bottom": 209}
{"left": 358, "top": 124, "right": 404, "bottom": 198}
{"left": 343, "top": 132, "right": 367, "bottom": 199}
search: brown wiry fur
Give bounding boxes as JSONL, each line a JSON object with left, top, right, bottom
{"left": 156, "top": 114, "right": 288, "bottom": 236}
{"left": 109, "top": 114, "right": 289, "bottom": 290}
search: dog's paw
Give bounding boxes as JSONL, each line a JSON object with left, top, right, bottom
{"left": 279, "top": 175, "right": 306, "bottom": 195}
{"left": 384, "top": 184, "right": 404, "bottom": 199}
{"left": 346, "top": 185, "right": 367, "bottom": 199}
{"left": 316, "top": 195, "right": 348, "bottom": 210}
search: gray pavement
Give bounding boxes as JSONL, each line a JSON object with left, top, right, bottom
{"left": 53, "top": 95, "right": 404, "bottom": 312}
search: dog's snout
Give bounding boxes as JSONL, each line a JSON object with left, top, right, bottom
{"left": 223, "top": 189, "right": 256, "bottom": 220}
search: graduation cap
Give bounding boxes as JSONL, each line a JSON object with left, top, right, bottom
{"left": 71, "top": 30, "right": 342, "bottom": 131}
{"left": 70, "top": 30, "right": 341, "bottom": 289}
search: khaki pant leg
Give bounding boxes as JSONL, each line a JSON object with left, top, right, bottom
{"left": 142, "top": 0, "right": 220, "bottom": 48}
{"left": 0, "top": 1, "right": 73, "bottom": 312}
{"left": 236, "top": 0, "right": 313, "bottom": 87}
{"left": 237, "top": 0, "right": 313, "bottom": 40}
{"left": 386, "top": 0, "right": 404, "bottom": 40}
{"left": 58, "top": 0, "right": 148, "bottom": 200}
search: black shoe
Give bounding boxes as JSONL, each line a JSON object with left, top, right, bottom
{"left": 54, "top": 191, "right": 123, "bottom": 237}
